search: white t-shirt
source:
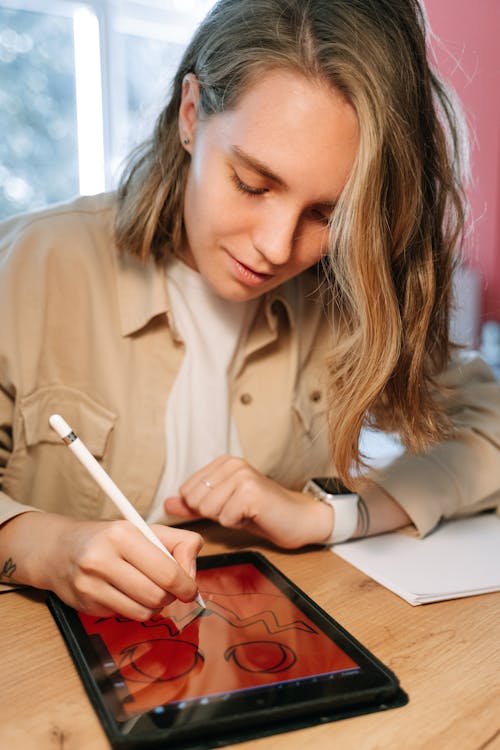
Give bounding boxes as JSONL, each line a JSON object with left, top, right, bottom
{"left": 147, "top": 257, "right": 257, "bottom": 523}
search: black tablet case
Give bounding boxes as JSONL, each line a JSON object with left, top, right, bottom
{"left": 48, "top": 551, "right": 408, "bottom": 749}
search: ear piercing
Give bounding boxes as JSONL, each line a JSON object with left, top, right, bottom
{"left": 183, "top": 136, "right": 190, "bottom": 145}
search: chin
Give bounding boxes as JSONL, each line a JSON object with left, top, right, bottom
{"left": 213, "top": 280, "right": 263, "bottom": 303}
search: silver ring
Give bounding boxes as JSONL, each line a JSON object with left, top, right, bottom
{"left": 201, "top": 477, "right": 214, "bottom": 490}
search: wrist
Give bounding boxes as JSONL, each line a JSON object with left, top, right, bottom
{"left": 0, "top": 511, "right": 42, "bottom": 587}
{"left": 310, "top": 497, "right": 337, "bottom": 545}
{"left": 1, "top": 511, "right": 68, "bottom": 590}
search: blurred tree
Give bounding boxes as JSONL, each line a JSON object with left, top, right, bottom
{"left": 0, "top": 1, "right": 216, "bottom": 220}
{"left": 0, "top": 8, "right": 79, "bottom": 219}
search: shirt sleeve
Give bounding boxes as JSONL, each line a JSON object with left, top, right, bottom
{"left": 371, "top": 351, "right": 500, "bottom": 536}
{"left": 0, "top": 376, "right": 42, "bottom": 532}
{"left": 0, "top": 218, "right": 44, "bottom": 526}
{"left": 0, "top": 419, "right": 40, "bottom": 526}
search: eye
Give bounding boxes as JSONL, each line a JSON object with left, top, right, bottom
{"left": 231, "top": 171, "right": 267, "bottom": 197}
{"left": 307, "top": 207, "right": 331, "bottom": 226}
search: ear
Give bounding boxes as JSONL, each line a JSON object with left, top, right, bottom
{"left": 178, "top": 73, "right": 200, "bottom": 154}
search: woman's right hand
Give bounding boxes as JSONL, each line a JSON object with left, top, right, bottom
{"left": 0, "top": 511, "right": 203, "bottom": 620}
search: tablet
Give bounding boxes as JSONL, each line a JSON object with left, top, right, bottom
{"left": 48, "top": 550, "right": 407, "bottom": 749}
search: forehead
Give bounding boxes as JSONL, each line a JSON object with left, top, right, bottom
{"left": 206, "top": 68, "right": 359, "bottom": 201}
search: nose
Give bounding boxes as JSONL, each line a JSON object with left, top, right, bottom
{"left": 251, "top": 206, "right": 298, "bottom": 267}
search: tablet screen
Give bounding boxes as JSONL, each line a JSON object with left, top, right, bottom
{"left": 78, "top": 560, "right": 359, "bottom": 720}
{"left": 49, "top": 551, "right": 404, "bottom": 747}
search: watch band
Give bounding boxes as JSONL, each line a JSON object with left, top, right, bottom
{"left": 325, "top": 495, "right": 359, "bottom": 543}
{"left": 303, "top": 480, "right": 359, "bottom": 544}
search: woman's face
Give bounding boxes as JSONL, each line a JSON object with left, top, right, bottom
{"left": 178, "top": 68, "right": 359, "bottom": 301}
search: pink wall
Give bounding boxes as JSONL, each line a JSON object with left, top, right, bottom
{"left": 424, "top": 0, "right": 500, "bottom": 323}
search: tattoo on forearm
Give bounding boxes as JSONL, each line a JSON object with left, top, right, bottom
{"left": 357, "top": 496, "right": 370, "bottom": 537}
{"left": 0, "top": 557, "right": 17, "bottom": 583}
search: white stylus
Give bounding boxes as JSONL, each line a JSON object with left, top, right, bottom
{"left": 49, "top": 413, "right": 205, "bottom": 609}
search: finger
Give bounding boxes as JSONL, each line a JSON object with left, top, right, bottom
{"left": 212, "top": 471, "right": 273, "bottom": 529}
{"left": 124, "top": 542, "right": 199, "bottom": 603}
{"left": 180, "top": 475, "right": 232, "bottom": 520}
{"left": 98, "top": 557, "right": 177, "bottom": 610}
{"left": 105, "top": 524, "right": 201, "bottom": 603}
{"left": 163, "top": 495, "right": 202, "bottom": 520}
{"left": 217, "top": 490, "right": 258, "bottom": 528}
{"left": 70, "top": 574, "right": 161, "bottom": 621}
{"left": 72, "top": 534, "right": 181, "bottom": 611}
{"left": 180, "top": 457, "right": 247, "bottom": 517}
{"left": 180, "top": 454, "right": 236, "bottom": 496}
{"left": 152, "top": 525, "right": 204, "bottom": 580}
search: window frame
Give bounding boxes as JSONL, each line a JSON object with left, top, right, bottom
{"left": 0, "top": 0, "right": 214, "bottom": 202}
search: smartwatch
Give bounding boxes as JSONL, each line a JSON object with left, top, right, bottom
{"left": 303, "top": 477, "right": 359, "bottom": 545}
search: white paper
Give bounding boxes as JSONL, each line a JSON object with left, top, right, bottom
{"left": 332, "top": 513, "right": 500, "bottom": 605}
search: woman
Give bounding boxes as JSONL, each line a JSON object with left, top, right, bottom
{"left": 1, "top": 0, "right": 499, "bottom": 620}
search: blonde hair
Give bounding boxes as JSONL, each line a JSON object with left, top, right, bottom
{"left": 116, "top": 0, "right": 467, "bottom": 485}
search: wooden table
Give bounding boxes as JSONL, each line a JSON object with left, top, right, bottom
{"left": 2, "top": 522, "right": 499, "bottom": 750}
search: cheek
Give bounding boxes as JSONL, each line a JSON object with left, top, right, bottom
{"left": 294, "top": 225, "right": 329, "bottom": 268}
{"left": 188, "top": 171, "right": 247, "bottom": 237}
{"left": 205, "top": 196, "right": 257, "bottom": 243}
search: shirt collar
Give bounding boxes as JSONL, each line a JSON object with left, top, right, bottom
{"left": 115, "top": 251, "right": 170, "bottom": 337}
{"left": 115, "top": 248, "right": 311, "bottom": 339}
{"left": 265, "top": 285, "right": 296, "bottom": 330}
{"left": 263, "top": 264, "right": 323, "bottom": 329}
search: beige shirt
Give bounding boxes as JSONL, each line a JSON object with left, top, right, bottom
{"left": 1, "top": 194, "right": 499, "bottom": 538}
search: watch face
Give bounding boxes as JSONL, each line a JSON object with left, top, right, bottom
{"left": 312, "top": 478, "right": 353, "bottom": 495}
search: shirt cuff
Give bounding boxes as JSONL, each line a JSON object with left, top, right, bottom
{"left": 370, "top": 434, "right": 500, "bottom": 537}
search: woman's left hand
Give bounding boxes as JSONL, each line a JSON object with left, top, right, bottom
{"left": 163, "top": 455, "right": 334, "bottom": 549}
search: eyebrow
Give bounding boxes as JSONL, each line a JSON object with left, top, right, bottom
{"left": 231, "top": 145, "right": 337, "bottom": 212}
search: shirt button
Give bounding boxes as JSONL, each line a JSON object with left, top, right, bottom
{"left": 240, "top": 393, "right": 253, "bottom": 405}
{"left": 310, "top": 390, "right": 322, "bottom": 402}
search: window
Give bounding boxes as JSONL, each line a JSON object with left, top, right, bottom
{"left": 0, "top": 0, "right": 215, "bottom": 219}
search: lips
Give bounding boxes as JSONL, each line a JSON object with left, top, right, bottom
{"left": 228, "top": 252, "right": 274, "bottom": 288}
{"left": 237, "top": 258, "right": 272, "bottom": 278}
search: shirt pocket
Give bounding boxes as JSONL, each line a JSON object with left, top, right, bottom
{"left": 8, "top": 385, "right": 117, "bottom": 518}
